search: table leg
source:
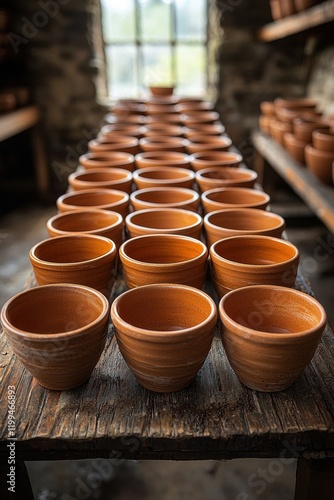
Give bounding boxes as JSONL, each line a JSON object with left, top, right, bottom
{"left": 294, "top": 457, "right": 334, "bottom": 500}
{"left": 0, "top": 460, "right": 34, "bottom": 499}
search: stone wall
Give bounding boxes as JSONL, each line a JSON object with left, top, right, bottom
{"left": 214, "top": 0, "right": 316, "bottom": 164}
{"left": 8, "top": 0, "right": 106, "bottom": 197}
{"left": 308, "top": 45, "right": 334, "bottom": 116}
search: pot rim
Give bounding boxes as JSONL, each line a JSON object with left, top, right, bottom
{"left": 126, "top": 208, "right": 202, "bottom": 232}
{"left": 210, "top": 235, "right": 299, "bottom": 269}
{"left": 111, "top": 283, "right": 217, "bottom": 340}
{"left": 120, "top": 234, "right": 207, "bottom": 270}
{"left": 1, "top": 283, "right": 110, "bottom": 340}
{"left": 69, "top": 168, "right": 133, "bottom": 183}
{"left": 204, "top": 208, "right": 285, "bottom": 232}
{"left": 133, "top": 167, "right": 195, "bottom": 183}
{"left": 130, "top": 187, "right": 200, "bottom": 208}
{"left": 202, "top": 187, "right": 270, "bottom": 205}
{"left": 305, "top": 144, "right": 334, "bottom": 158}
{"left": 46, "top": 208, "right": 123, "bottom": 235}
{"left": 30, "top": 234, "right": 116, "bottom": 268}
{"left": 196, "top": 167, "right": 257, "bottom": 181}
{"left": 56, "top": 188, "right": 129, "bottom": 209}
{"left": 219, "top": 284, "right": 327, "bottom": 340}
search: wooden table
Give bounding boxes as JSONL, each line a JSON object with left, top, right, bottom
{"left": 0, "top": 105, "right": 49, "bottom": 196}
{"left": 252, "top": 130, "right": 334, "bottom": 234}
{"left": 1, "top": 267, "right": 334, "bottom": 499}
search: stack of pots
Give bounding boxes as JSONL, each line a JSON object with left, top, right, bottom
{"left": 259, "top": 97, "right": 334, "bottom": 185}
{"left": 0, "top": 86, "right": 327, "bottom": 395}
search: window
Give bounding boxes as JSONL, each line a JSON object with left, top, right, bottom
{"left": 100, "top": 0, "right": 210, "bottom": 99}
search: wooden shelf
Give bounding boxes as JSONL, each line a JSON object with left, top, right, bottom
{"left": 258, "top": 0, "right": 334, "bottom": 41}
{"left": 0, "top": 105, "right": 40, "bottom": 143}
{"left": 252, "top": 130, "right": 334, "bottom": 234}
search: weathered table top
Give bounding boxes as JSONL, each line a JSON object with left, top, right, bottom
{"left": 1, "top": 269, "right": 334, "bottom": 462}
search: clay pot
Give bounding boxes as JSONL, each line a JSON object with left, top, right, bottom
{"left": 30, "top": 234, "right": 117, "bottom": 296}
{"left": 283, "top": 133, "right": 307, "bottom": 164}
{"left": 120, "top": 234, "right": 208, "bottom": 289}
{"left": 68, "top": 168, "right": 133, "bottom": 194}
{"left": 130, "top": 187, "right": 200, "bottom": 212}
{"left": 260, "top": 101, "right": 275, "bottom": 117}
{"left": 204, "top": 208, "right": 285, "bottom": 247}
{"left": 113, "top": 102, "right": 147, "bottom": 116}
{"left": 135, "top": 151, "right": 191, "bottom": 170}
{"left": 269, "top": 0, "right": 283, "bottom": 19}
{"left": 275, "top": 106, "right": 321, "bottom": 124}
{"left": 293, "top": 118, "right": 329, "bottom": 143}
{"left": 139, "top": 136, "right": 188, "bottom": 153}
{"left": 149, "top": 85, "right": 174, "bottom": 96}
{"left": 133, "top": 167, "right": 195, "bottom": 189}
{"left": 201, "top": 187, "right": 270, "bottom": 215}
{"left": 294, "top": 0, "right": 317, "bottom": 11}
{"left": 79, "top": 152, "right": 135, "bottom": 172}
{"left": 312, "top": 129, "right": 334, "bottom": 151}
{"left": 104, "top": 113, "right": 146, "bottom": 126}
{"left": 210, "top": 235, "right": 299, "bottom": 298}
{"left": 219, "top": 284, "right": 326, "bottom": 391}
{"left": 56, "top": 189, "right": 129, "bottom": 218}
{"left": 190, "top": 152, "right": 243, "bottom": 171}
{"left": 181, "top": 111, "right": 220, "bottom": 127}
{"left": 111, "top": 283, "right": 217, "bottom": 392}
{"left": 99, "top": 124, "right": 145, "bottom": 139}
{"left": 305, "top": 145, "right": 334, "bottom": 184}
{"left": 269, "top": 119, "right": 293, "bottom": 146}
{"left": 146, "top": 114, "right": 181, "bottom": 125}
{"left": 143, "top": 125, "right": 184, "bottom": 137}
{"left": 88, "top": 136, "right": 140, "bottom": 155}
{"left": 125, "top": 208, "right": 203, "bottom": 239}
{"left": 183, "top": 123, "right": 225, "bottom": 138}
{"left": 176, "top": 101, "right": 214, "bottom": 113}
{"left": 274, "top": 98, "right": 318, "bottom": 110}
{"left": 186, "top": 135, "right": 232, "bottom": 154}
{"left": 259, "top": 115, "right": 271, "bottom": 135}
{"left": 146, "top": 104, "right": 178, "bottom": 115}
{"left": 195, "top": 167, "right": 257, "bottom": 192}
{"left": 1, "top": 284, "right": 110, "bottom": 390}
{"left": 46, "top": 209, "right": 124, "bottom": 250}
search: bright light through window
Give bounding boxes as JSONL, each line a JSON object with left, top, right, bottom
{"left": 101, "top": 0, "right": 208, "bottom": 99}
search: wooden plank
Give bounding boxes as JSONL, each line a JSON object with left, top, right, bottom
{"left": 1, "top": 271, "right": 334, "bottom": 462}
{"left": 295, "top": 458, "right": 334, "bottom": 500}
{"left": 0, "top": 106, "right": 40, "bottom": 142}
{"left": 258, "top": 0, "right": 334, "bottom": 41}
{"left": 252, "top": 131, "right": 334, "bottom": 234}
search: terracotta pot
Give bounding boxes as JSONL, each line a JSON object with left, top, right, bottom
{"left": 135, "top": 151, "right": 191, "bottom": 170}
{"left": 275, "top": 106, "right": 321, "bottom": 124}
{"left": 30, "top": 234, "right": 117, "bottom": 296}
{"left": 130, "top": 187, "right": 200, "bottom": 212}
{"left": 149, "top": 85, "right": 174, "bottom": 96}
{"left": 190, "top": 152, "right": 243, "bottom": 171}
{"left": 139, "top": 136, "right": 188, "bottom": 153}
{"left": 146, "top": 114, "right": 181, "bottom": 125}
{"left": 183, "top": 123, "right": 225, "bottom": 138}
{"left": 79, "top": 152, "right": 135, "bottom": 172}
{"left": 178, "top": 96, "right": 205, "bottom": 104}
{"left": 143, "top": 125, "right": 184, "bottom": 137}
{"left": 176, "top": 101, "right": 214, "bottom": 113}
{"left": 293, "top": 118, "right": 329, "bottom": 143}
{"left": 146, "top": 95, "right": 178, "bottom": 105}
{"left": 125, "top": 208, "right": 203, "bottom": 239}
{"left": 259, "top": 115, "right": 271, "bottom": 135}
{"left": 99, "top": 124, "right": 145, "bottom": 139}
{"left": 181, "top": 111, "right": 220, "bottom": 126}
{"left": 146, "top": 104, "right": 178, "bottom": 115}
{"left": 68, "top": 168, "right": 133, "bottom": 194}
{"left": 120, "top": 234, "right": 208, "bottom": 289}
{"left": 88, "top": 136, "right": 140, "bottom": 155}
{"left": 219, "top": 284, "right": 326, "bottom": 391}
{"left": 280, "top": 0, "right": 296, "bottom": 16}
{"left": 133, "top": 167, "right": 195, "bottom": 189}
{"left": 195, "top": 167, "right": 257, "bottom": 192}
{"left": 274, "top": 98, "right": 318, "bottom": 110}
{"left": 1, "top": 284, "right": 110, "bottom": 390}
{"left": 113, "top": 102, "right": 147, "bottom": 116}
{"left": 312, "top": 129, "right": 334, "bottom": 151}
{"left": 104, "top": 113, "right": 146, "bottom": 126}
{"left": 283, "top": 132, "right": 307, "bottom": 164}
{"left": 260, "top": 101, "right": 275, "bottom": 117}
{"left": 201, "top": 187, "right": 270, "bottom": 215}
{"left": 56, "top": 189, "right": 129, "bottom": 218}
{"left": 111, "top": 283, "right": 217, "bottom": 392}
{"left": 186, "top": 135, "right": 232, "bottom": 154}
{"left": 46, "top": 209, "right": 124, "bottom": 250}
{"left": 204, "top": 208, "right": 285, "bottom": 247}
{"left": 269, "top": 119, "right": 293, "bottom": 146}
{"left": 294, "top": 0, "right": 317, "bottom": 11}
{"left": 210, "top": 235, "right": 299, "bottom": 298}
{"left": 305, "top": 144, "right": 334, "bottom": 184}
{"left": 270, "top": 0, "right": 283, "bottom": 19}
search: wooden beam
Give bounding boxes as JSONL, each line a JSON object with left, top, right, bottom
{"left": 0, "top": 106, "right": 40, "bottom": 142}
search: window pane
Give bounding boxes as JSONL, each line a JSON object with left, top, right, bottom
{"left": 105, "top": 45, "right": 138, "bottom": 99}
{"left": 142, "top": 45, "right": 173, "bottom": 89}
{"left": 175, "top": 0, "right": 206, "bottom": 41}
{"left": 101, "top": 0, "right": 136, "bottom": 43}
{"left": 139, "top": 0, "right": 171, "bottom": 42}
{"left": 175, "top": 44, "right": 206, "bottom": 95}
